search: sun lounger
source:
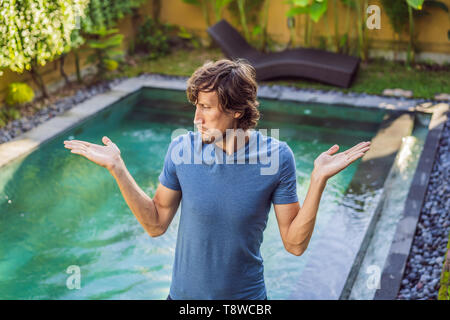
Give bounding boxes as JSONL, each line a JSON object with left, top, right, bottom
{"left": 207, "top": 19, "right": 360, "bottom": 88}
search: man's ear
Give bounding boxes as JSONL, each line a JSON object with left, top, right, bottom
{"left": 234, "top": 112, "right": 242, "bottom": 119}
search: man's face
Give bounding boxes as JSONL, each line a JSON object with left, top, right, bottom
{"left": 194, "top": 90, "right": 239, "bottom": 144}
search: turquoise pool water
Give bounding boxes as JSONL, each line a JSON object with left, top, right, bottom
{"left": 0, "top": 88, "right": 385, "bottom": 299}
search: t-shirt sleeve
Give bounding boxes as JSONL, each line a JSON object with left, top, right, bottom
{"left": 271, "top": 143, "right": 298, "bottom": 204}
{"left": 158, "top": 138, "right": 182, "bottom": 191}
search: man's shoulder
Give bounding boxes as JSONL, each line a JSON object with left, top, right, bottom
{"left": 254, "top": 130, "right": 291, "bottom": 154}
{"left": 168, "top": 130, "right": 197, "bottom": 147}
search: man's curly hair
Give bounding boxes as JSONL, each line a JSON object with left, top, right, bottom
{"left": 186, "top": 59, "right": 260, "bottom": 131}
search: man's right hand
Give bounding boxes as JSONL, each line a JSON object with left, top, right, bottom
{"left": 64, "top": 136, "right": 122, "bottom": 172}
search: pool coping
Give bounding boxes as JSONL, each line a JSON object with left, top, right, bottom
{"left": 0, "top": 75, "right": 448, "bottom": 300}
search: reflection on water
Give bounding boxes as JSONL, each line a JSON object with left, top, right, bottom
{"left": 349, "top": 132, "right": 426, "bottom": 300}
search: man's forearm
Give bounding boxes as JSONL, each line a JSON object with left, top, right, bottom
{"left": 109, "top": 158, "right": 161, "bottom": 236}
{"left": 286, "top": 171, "right": 327, "bottom": 254}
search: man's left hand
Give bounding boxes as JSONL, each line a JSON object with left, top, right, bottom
{"left": 312, "top": 141, "right": 371, "bottom": 182}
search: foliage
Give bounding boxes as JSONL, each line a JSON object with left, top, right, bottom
{"left": 0, "top": 107, "right": 21, "bottom": 127}
{"left": 285, "top": 0, "right": 329, "bottom": 48}
{"left": 286, "top": 0, "right": 329, "bottom": 23}
{"left": 380, "top": 0, "right": 448, "bottom": 65}
{"left": 0, "top": 0, "right": 89, "bottom": 73}
{"left": 0, "top": 0, "right": 90, "bottom": 96}
{"left": 78, "top": 0, "right": 146, "bottom": 34}
{"left": 227, "top": 0, "right": 267, "bottom": 46}
{"left": 85, "top": 27, "right": 124, "bottom": 79}
{"left": 70, "top": 0, "right": 146, "bottom": 82}
{"left": 176, "top": 26, "right": 202, "bottom": 50}
{"left": 182, "top": 0, "right": 236, "bottom": 26}
{"left": 136, "top": 18, "right": 170, "bottom": 59}
{"left": 381, "top": 0, "right": 409, "bottom": 34}
{"left": 5, "top": 82, "right": 35, "bottom": 106}
{"left": 136, "top": 18, "right": 201, "bottom": 60}
{"left": 104, "top": 59, "right": 119, "bottom": 71}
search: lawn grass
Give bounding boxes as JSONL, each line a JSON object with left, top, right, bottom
{"left": 438, "top": 232, "right": 450, "bottom": 300}
{"left": 108, "top": 47, "right": 450, "bottom": 100}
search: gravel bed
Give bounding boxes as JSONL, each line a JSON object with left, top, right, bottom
{"left": 397, "top": 115, "right": 450, "bottom": 300}
{"left": 0, "top": 77, "right": 127, "bottom": 144}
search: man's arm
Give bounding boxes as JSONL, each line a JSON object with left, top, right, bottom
{"left": 109, "top": 157, "right": 182, "bottom": 238}
{"left": 275, "top": 141, "right": 371, "bottom": 256}
{"left": 274, "top": 173, "right": 326, "bottom": 256}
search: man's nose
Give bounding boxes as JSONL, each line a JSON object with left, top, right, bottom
{"left": 194, "top": 109, "right": 204, "bottom": 125}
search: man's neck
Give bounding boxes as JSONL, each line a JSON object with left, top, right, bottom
{"left": 214, "top": 129, "right": 250, "bottom": 156}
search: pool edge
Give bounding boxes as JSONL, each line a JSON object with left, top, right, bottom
{"left": 0, "top": 75, "right": 445, "bottom": 170}
{"left": 373, "top": 103, "right": 449, "bottom": 300}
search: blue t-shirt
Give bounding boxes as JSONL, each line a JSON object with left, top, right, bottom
{"left": 158, "top": 130, "right": 298, "bottom": 300}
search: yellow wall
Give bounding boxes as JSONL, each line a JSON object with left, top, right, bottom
{"left": 1, "top": 0, "right": 449, "bottom": 104}
{"left": 156, "top": 0, "right": 450, "bottom": 53}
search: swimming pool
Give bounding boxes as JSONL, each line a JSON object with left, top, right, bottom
{"left": 0, "top": 87, "right": 421, "bottom": 299}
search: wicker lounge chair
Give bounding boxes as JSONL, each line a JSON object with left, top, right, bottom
{"left": 207, "top": 19, "right": 360, "bottom": 88}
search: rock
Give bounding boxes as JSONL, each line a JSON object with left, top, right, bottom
{"left": 435, "top": 256, "right": 444, "bottom": 265}
{"left": 434, "top": 93, "right": 450, "bottom": 101}
{"left": 383, "top": 88, "right": 413, "bottom": 98}
{"left": 416, "top": 281, "right": 424, "bottom": 290}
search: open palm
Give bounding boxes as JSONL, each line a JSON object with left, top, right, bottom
{"left": 63, "top": 136, "right": 121, "bottom": 171}
{"left": 314, "top": 141, "right": 371, "bottom": 180}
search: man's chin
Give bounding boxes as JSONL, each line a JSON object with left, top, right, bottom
{"left": 201, "top": 135, "right": 215, "bottom": 144}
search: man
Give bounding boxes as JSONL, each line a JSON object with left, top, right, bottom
{"left": 63, "top": 59, "right": 370, "bottom": 300}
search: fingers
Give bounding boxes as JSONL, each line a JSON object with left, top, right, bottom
{"left": 326, "top": 144, "right": 339, "bottom": 155}
{"left": 347, "top": 152, "right": 365, "bottom": 165}
{"left": 69, "top": 148, "right": 88, "bottom": 157}
{"left": 344, "top": 141, "right": 371, "bottom": 155}
{"left": 64, "top": 140, "right": 88, "bottom": 153}
{"left": 64, "top": 139, "right": 92, "bottom": 147}
{"left": 102, "top": 136, "right": 112, "bottom": 146}
{"left": 347, "top": 146, "right": 370, "bottom": 159}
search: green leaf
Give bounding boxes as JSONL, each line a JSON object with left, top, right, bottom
{"left": 252, "top": 26, "right": 262, "bottom": 36}
{"left": 292, "top": 0, "right": 311, "bottom": 6}
{"left": 406, "top": 0, "right": 425, "bottom": 10}
{"left": 309, "top": 0, "right": 328, "bottom": 22}
{"left": 106, "top": 50, "right": 125, "bottom": 59}
{"left": 287, "top": 6, "right": 310, "bottom": 17}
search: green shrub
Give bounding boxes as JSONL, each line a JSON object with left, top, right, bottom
{"left": 136, "top": 18, "right": 171, "bottom": 59}
{"left": 85, "top": 27, "right": 125, "bottom": 80}
{"left": 0, "top": 107, "right": 21, "bottom": 127}
{"left": 5, "top": 82, "right": 34, "bottom": 106}
{"left": 104, "top": 59, "right": 119, "bottom": 71}
{"left": 135, "top": 18, "right": 200, "bottom": 60}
